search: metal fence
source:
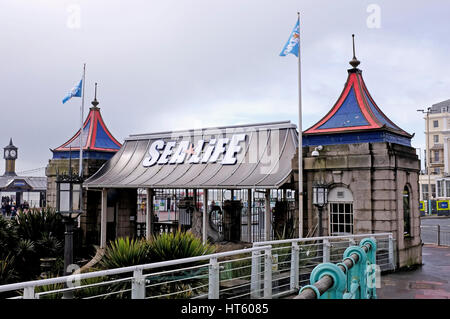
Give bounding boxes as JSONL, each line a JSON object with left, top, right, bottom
{"left": 0, "top": 233, "right": 395, "bottom": 300}
{"left": 421, "top": 225, "right": 450, "bottom": 246}
{"left": 252, "top": 232, "right": 395, "bottom": 298}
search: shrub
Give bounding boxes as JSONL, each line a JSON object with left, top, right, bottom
{"left": 99, "top": 237, "right": 150, "bottom": 269}
{"left": 147, "top": 232, "right": 215, "bottom": 262}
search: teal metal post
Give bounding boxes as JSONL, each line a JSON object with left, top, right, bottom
{"left": 299, "top": 263, "right": 346, "bottom": 299}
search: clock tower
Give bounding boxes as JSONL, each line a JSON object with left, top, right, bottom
{"left": 3, "top": 138, "right": 18, "bottom": 176}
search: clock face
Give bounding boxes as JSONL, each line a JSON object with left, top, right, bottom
{"left": 4, "top": 150, "right": 9, "bottom": 158}
{"left": 10, "top": 150, "right": 16, "bottom": 158}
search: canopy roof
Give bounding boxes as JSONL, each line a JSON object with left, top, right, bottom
{"left": 52, "top": 102, "right": 122, "bottom": 159}
{"left": 84, "top": 121, "right": 298, "bottom": 189}
{"left": 0, "top": 176, "right": 47, "bottom": 192}
{"left": 303, "top": 55, "right": 412, "bottom": 147}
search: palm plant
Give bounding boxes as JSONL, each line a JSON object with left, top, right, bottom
{"left": 0, "top": 254, "right": 17, "bottom": 285}
{"left": 99, "top": 237, "right": 150, "bottom": 269}
{"left": 145, "top": 232, "right": 215, "bottom": 299}
{"left": 147, "top": 232, "right": 215, "bottom": 262}
{"left": 0, "top": 215, "right": 17, "bottom": 259}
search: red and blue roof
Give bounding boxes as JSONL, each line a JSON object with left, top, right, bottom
{"left": 52, "top": 102, "right": 122, "bottom": 160}
{"left": 303, "top": 59, "right": 412, "bottom": 147}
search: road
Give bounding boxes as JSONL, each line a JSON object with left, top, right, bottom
{"left": 420, "top": 217, "right": 450, "bottom": 245}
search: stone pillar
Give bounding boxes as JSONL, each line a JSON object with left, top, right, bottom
{"left": 146, "top": 188, "right": 154, "bottom": 240}
{"left": 100, "top": 188, "right": 108, "bottom": 248}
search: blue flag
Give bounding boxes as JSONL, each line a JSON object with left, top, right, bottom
{"left": 280, "top": 18, "right": 300, "bottom": 57}
{"left": 62, "top": 79, "right": 82, "bottom": 104}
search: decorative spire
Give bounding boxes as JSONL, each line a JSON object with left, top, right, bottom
{"left": 91, "top": 82, "right": 99, "bottom": 108}
{"left": 349, "top": 34, "right": 361, "bottom": 69}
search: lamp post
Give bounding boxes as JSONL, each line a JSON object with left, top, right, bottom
{"left": 417, "top": 107, "right": 432, "bottom": 215}
{"left": 312, "top": 183, "right": 328, "bottom": 237}
{"left": 56, "top": 166, "right": 83, "bottom": 298}
{"left": 311, "top": 145, "right": 327, "bottom": 237}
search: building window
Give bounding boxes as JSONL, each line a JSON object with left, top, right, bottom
{"left": 434, "top": 150, "right": 440, "bottom": 162}
{"left": 431, "top": 184, "right": 436, "bottom": 198}
{"left": 329, "top": 203, "right": 353, "bottom": 235}
{"left": 403, "top": 186, "right": 411, "bottom": 237}
{"left": 433, "top": 120, "right": 439, "bottom": 128}
{"left": 434, "top": 135, "right": 439, "bottom": 143}
{"left": 327, "top": 187, "right": 353, "bottom": 236}
{"left": 446, "top": 181, "right": 450, "bottom": 198}
{"left": 435, "top": 168, "right": 441, "bottom": 174}
{"left": 422, "top": 184, "right": 429, "bottom": 200}
{"left": 437, "top": 180, "right": 444, "bottom": 197}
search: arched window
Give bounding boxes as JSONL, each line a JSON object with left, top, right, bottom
{"left": 328, "top": 187, "right": 354, "bottom": 235}
{"left": 403, "top": 186, "right": 411, "bottom": 237}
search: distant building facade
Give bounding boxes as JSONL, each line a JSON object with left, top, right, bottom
{"left": 419, "top": 99, "right": 450, "bottom": 203}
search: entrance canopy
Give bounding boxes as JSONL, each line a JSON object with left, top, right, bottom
{"left": 0, "top": 176, "right": 46, "bottom": 192}
{"left": 84, "top": 121, "right": 298, "bottom": 189}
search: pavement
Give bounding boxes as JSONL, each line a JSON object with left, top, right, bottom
{"left": 377, "top": 244, "right": 450, "bottom": 299}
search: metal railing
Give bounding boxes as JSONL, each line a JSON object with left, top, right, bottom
{"left": 0, "top": 233, "right": 395, "bottom": 299}
{"left": 421, "top": 225, "right": 450, "bottom": 246}
{"left": 295, "top": 237, "right": 377, "bottom": 299}
{"left": 252, "top": 232, "right": 395, "bottom": 298}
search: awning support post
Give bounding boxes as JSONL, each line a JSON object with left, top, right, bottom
{"left": 202, "top": 188, "right": 208, "bottom": 244}
{"left": 265, "top": 189, "right": 271, "bottom": 241}
{"left": 100, "top": 188, "right": 108, "bottom": 249}
{"left": 146, "top": 188, "right": 154, "bottom": 240}
{"left": 247, "top": 189, "right": 252, "bottom": 243}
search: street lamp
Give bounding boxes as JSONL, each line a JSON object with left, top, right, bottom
{"left": 417, "top": 107, "right": 432, "bottom": 215}
{"left": 312, "top": 183, "right": 328, "bottom": 237}
{"left": 56, "top": 166, "right": 83, "bottom": 298}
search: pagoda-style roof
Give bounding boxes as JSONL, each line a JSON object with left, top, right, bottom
{"left": 52, "top": 98, "right": 122, "bottom": 159}
{"left": 303, "top": 39, "right": 412, "bottom": 147}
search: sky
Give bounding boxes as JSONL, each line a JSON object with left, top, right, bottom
{"left": 1, "top": 0, "right": 449, "bottom": 176}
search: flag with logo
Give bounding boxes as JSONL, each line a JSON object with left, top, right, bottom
{"left": 280, "top": 18, "right": 300, "bottom": 57}
{"left": 62, "top": 79, "right": 83, "bottom": 104}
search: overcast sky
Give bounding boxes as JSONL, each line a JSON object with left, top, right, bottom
{"left": 1, "top": 0, "right": 449, "bottom": 176}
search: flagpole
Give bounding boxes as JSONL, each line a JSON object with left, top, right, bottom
{"left": 297, "top": 12, "right": 304, "bottom": 238}
{"left": 79, "top": 63, "right": 86, "bottom": 177}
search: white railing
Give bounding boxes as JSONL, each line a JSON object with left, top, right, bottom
{"left": 0, "top": 233, "right": 395, "bottom": 300}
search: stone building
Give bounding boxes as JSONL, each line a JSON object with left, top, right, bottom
{"left": 301, "top": 54, "right": 421, "bottom": 268}
{"left": 45, "top": 94, "right": 122, "bottom": 246}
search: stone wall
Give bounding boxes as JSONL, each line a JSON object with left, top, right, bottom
{"left": 298, "top": 142, "right": 422, "bottom": 268}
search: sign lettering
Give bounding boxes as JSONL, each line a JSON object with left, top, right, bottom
{"left": 142, "top": 134, "right": 246, "bottom": 167}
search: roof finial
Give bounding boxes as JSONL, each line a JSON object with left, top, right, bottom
{"left": 349, "top": 34, "right": 361, "bottom": 68}
{"left": 91, "top": 82, "right": 99, "bottom": 108}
